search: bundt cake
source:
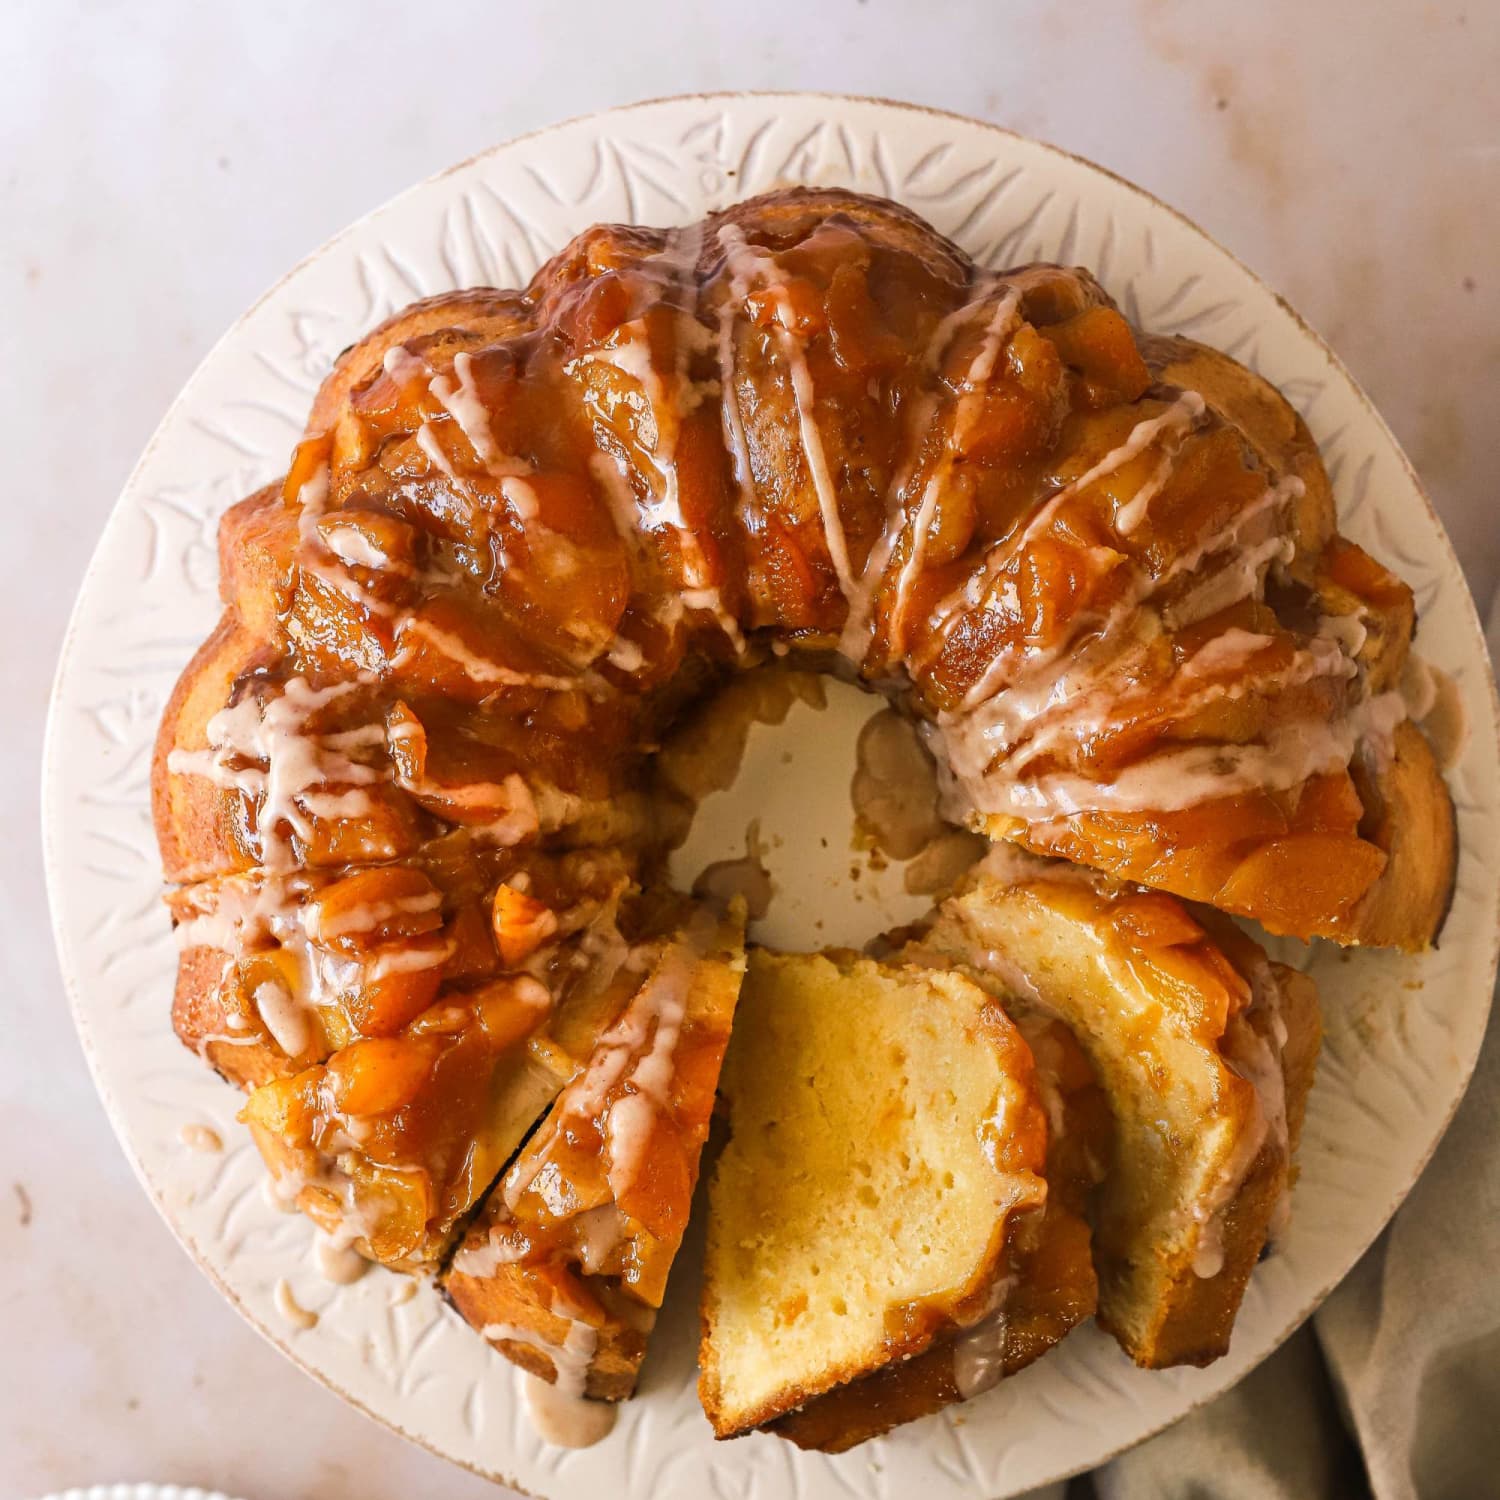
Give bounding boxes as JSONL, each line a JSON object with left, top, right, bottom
{"left": 697, "top": 951, "right": 1072, "bottom": 1438}
{"left": 149, "top": 184, "right": 1455, "bottom": 1442}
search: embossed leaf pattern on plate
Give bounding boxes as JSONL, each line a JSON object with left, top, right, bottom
{"left": 43, "top": 95, "right": 1500, "bottom": 1500}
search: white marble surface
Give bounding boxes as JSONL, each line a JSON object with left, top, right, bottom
{"left": 4, "top": 3, "right": 1496, "bottom": 1497}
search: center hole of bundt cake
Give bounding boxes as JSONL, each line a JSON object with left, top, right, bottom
{"left": 662, "top": 669, "right": 984, "bottom": 952}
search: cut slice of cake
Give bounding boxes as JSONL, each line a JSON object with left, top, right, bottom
{"left": 697, "top": 951, "right": 1057, "bottom": 1439}
{"left": 444, "top": 903, "right": 746, "bottom": 1400}
{"left": 768, "top": 1012, "right": 1106, "bottom": 1452}
{"left": 909, "top": 850, "right": 1321, "bottom": 1368}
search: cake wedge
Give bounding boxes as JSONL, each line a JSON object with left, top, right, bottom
{"left": 445, "top": 902, "right": 746, "bottom": 1399}
{"left": 697, "top": 951, "right": 1062, "bottom": 1438}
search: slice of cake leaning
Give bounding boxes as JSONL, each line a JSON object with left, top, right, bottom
{"left": 445, "top": 902, "right": 746, "bottom": 1400}
{"left": 909, "top": 849, "right": 1321, "bottom": 1369}
{"left": 698, "top": 951, "right": 1092, "bottom": 1440}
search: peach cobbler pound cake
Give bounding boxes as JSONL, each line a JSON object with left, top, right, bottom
{"left": 154, "top": 185, "right": 1453, "bottom": 1440}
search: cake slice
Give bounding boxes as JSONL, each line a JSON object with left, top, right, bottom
{"left": 768, "top": 1011, "right": 1106, "bottom": 1452}
{"left": 697, "top": 951, "right": 1057, "bottom": 1439}
{"left": 444, "top": 903, "right": 746, "bottom": 1399}
{"left": 910, "top": 851, "right": 1321, "bottom": 1368}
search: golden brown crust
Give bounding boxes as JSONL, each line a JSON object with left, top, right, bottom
{"left": 1142, "top": 333, "right": 1335, "bottom": 557}
{"left": 152, "top": 613, "right": 276, "bottom": 884}
{"left": 442, "top": 1257, "right": 651, "bottom": 1402}
{"left": 306, "top": 288, "right": 532, "bottom": 436}
{"left": 217, "top": 484, "right": 297, "bottom": 641}
{"left": 1341, "top": 720, "right": 1458, "bottom": 951}
{"left": 171, "top": 944, "right": 301, "bottom": 1088}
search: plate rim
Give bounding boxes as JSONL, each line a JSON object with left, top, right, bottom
{"left": 41, "top": 90, "right": 1500, "bottom": 1495}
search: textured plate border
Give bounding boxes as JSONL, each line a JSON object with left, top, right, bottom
{"left": 42, "top": 93, "right": 1500, "bottom": 1499}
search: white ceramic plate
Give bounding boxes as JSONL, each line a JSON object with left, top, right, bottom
{"left": 44, "top": 94, "right": 1500, "bottom": 1498}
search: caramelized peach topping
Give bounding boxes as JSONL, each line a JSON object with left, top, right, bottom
{"left": 492, "top": 882, "right": 559, "bottom": 967}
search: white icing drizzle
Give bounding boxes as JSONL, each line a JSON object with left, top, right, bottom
{"left": 165, "top": 677, "right": 385, "bottom": 871}
{"left": 392, "top": 765, "right": 541, "bottom": 846}
{"left": 173, "top": 871, "right": 455, "bottom": 1058}
{"left": 837, "top": 298, "right": 981, "bottom": 657}
{"left": 505, "top": 943, "right": 695, "bottom": 1213}
{"left": 274, "top": 1278, "right": 319, "bottom": 1331}
{"left": 293, "top": 461, "right": 331, "bottom": 549}
{"left": 305, "top": 889, "right": 443, "bottom": 942}
{"left": 391, "top": 619, "right": 584, "bottom": 692}
{"left": 1010, "top": 630, "right": 1353, "bottom": 782}
{"left": 885, "top": 290, "right": 1024, "bottom": 656}
{"left": 451, "top": 1231, "right": 527, "bottom": 1279}
{"left": 938, "top": 706, "right": 1369, "bottom": 823}
{"left": 914, "top": 454, "right": 1367, "bottom": 827}
{"left": 930, "top": 391, "right": 1209, "bottom": 653}
{"left": 573, "top": 1204, "right": 631, "bottom": 1275}
{"left": 1162, "top": 527, "right": 1297, "bottom": 629}
{"left": 716, "top": 288, "right": 757, "bottom": 522}
{"left": 320, "top": 523, "right": 398, "bottom": 573}
{"left": 254, "top": 979, "right": 311, "bottom": 1056}
{"left": 519, "top": 1370, "right": 618, "bottom": 1448}
{"left": 313, "top": 1228, "right": 369, "bottom": 1285}
{"left": 951, "top": 1276, "right": 1017, "bottom": 1400}
{"left": 483, "top": 1312, "right": 598, "bottom": 1399}
{"left": 382, "top": 345, "right": 431, "bottom": 389}
{"left": 1091, "top": 390, "right": 1207, "bottom": 532}
{"left": 296, "top": 788, "right": 377, "bottom": 820}
{"left": 173, "top": 871, "right": 309, "bottom": 953}
{"left": 267, "top": 1146, "right": 421, "bottom": 1251}
{"left": 500, "top": 475, "right": 540, "bottom": 520}
{"left": 1111, "top": 392, "right": 1203, "bottom": 533}
{"left": 952, "top": 473, "right": 1299, "bottom": 718}
{"left": 288, "top": 460, "right": 405, "bottom": 620}
{"left": 367, "top": 939, "right": 454, "bottom": 981}
{"left": 718, "top": 223, "right": 855, "bottom": 599}
{"left": 430, "top": 352, "right": 503, "bottom": 471}
{"left": 415, "top": 421, "right": 460, "bottom": 482}
{"left": 934, "top": 615, "right": 1359, "bottom": 822}
{"left": 570, "top": 253, "right": 746, "bottom": 656}
{"left": 178, "top": 1122, "right": 223, "bottom": 1153}
{"left": 606, "top": 635, "right": 646, "bottom": 672}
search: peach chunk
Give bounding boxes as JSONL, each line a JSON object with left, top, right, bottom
{"left": 312, "top": 867, "right": 444, "bottom": 953}
{"left": 346, "top": 931, "right": 451, "bottom": 1037}
{"left": 326, "top": 1036, "right": 443, "bottom": 1116}
{"left": 1215, "top": 832, "right": 1387, "bottom": 937}
{"left": 491, "top": 882, "right": 560, "bottom": 967}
